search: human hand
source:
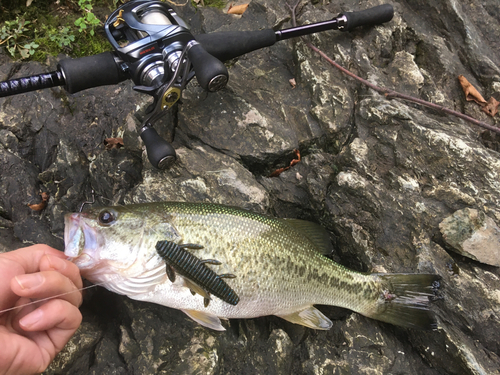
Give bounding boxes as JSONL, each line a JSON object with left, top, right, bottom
{"left": 0, "top": 245, "right": 83, "bottom": 375}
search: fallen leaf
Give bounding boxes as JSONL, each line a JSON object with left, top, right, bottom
{"left": 270, "top": 149, "right": 301, "bottom": 177}
{"left": 458, "top": 75, "right": 487, "bottom": 105}
{"left": 289, "top": 78, "right": 297, "bottom": 89}
{"left": 28, "top": 202, "right": 47, "bottom": 211}
{"left": 104, "top": 137, "right": 124, "bottom": 149}
{"left": 227, "top": 3, "right": 249, "bottom": 15}
{"left": 290, "top": 149, "right": 301, "bottom": 166}
{"left": 28, "top": 192, "right": 49, "bottom": 211}
{"left": 481, "top": 97, "right": 499, "bottom": 117}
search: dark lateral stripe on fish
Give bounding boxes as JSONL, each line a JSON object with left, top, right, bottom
{"left": 156, "top": 240, "right": 240, "bottom": 306}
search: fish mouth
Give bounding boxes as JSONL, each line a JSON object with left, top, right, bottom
{"left": 64, "top": 213, "right": 83, "bottom": 257}
{"left": 64, "top": 212, "right": 100, "bottom": 269}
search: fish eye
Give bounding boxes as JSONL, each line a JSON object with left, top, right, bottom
{"left": 98, "top": 210, "right": 116, "bottom": 226}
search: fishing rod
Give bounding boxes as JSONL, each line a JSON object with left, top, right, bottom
{"left": 0, "top": 0, "right": 394, "bottom": 169}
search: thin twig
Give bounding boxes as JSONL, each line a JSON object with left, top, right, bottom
{"left": 286, "top": 0, "right": 302, "bottom": 26}
{"left": 289, "top": 3, "right": 500, "bottom": 135}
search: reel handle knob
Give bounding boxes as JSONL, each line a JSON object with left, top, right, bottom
{"left": 140, "top": 126, "right": 177, "bottom": 170}
{"left": 187, "top": 41, "right": 229, "bottom": 92}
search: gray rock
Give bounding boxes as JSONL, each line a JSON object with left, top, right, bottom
{"left": 440, "top": 208, "right": 500, "bottom": 267}
{"left": 1, "top": 0, "right": 500, "bottom": 374}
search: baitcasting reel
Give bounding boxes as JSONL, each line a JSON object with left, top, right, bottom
{"left": 104, "top": 0, "right": 229, "bottom": 169}
{"left": 101, "top": 1, "right": 230, "bottom": 169}
{"left": 0, "top": 0, "right": 395, "bottom": 169}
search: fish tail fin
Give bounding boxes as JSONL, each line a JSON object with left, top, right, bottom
{"left": 367, "top": 274, "right": 440, "bottom": 330}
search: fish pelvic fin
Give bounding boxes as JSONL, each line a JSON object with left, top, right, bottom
{"left": 276, "top": 306, "right": 333, "bottom": 330}
{"left": 367, "top": 273, "right": 441, "bottom": 330}
{"left": 181, "top": 309, "right": 226, "bottom": 331}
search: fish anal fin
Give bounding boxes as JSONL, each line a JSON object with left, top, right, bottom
{"left": 182, "top": 309, "right": 225, "bottom": 331}
{"left": 281, "top": 219, "right": 333, "bottom": 255}
{"left": 277, "top": 306, "right": 332, "bottom": 330}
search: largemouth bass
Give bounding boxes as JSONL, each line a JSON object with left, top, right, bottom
{"left": 64, "top": 202, "right": 439, "bottom": 331}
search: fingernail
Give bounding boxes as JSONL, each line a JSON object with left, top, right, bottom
{"left": 19, "top": 308, "right": 43, "bottom": 328}
{"left": 44, "top": 254, "right": 67, "bottom": 271}
{"left": 15, "top": 273, "right": 44, "bottom": 290}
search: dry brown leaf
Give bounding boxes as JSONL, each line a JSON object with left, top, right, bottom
{"left": 482, "top": 97, "right": 499, "bottom": 117}
{"left": 28, "top": 202, "right": 47, "bottom": 211}
{"left": 28, "top": 192, "right": 49, "bottom": 211}
{"left": 458, "top": 75, "right": 487, "bottom": 105}
{"left": 270, "top": 149, "right": 301, "bottom": 177}
{"left": 227, "top": 3, "right": 249, "bottom": 15}
{"left": 104, "top": 137, "right": 124, "bottom": 149}
{"left": 289, "top": 78, "right": 297, "bottom": 89}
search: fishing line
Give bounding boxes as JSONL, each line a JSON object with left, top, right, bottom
{"left": 0, "top": 275, "right": 126, "bottom": 315}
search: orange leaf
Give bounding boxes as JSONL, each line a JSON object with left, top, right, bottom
{"left": 227, "top": 3, "right": 248, "bottom": 15}
{"left": 269, "top": 149, "right": 301, "bottom": 177}
{"left": 269, "top": 167, "right": 286, "bottom": 178}
{"left": 104, "top": 137, "right": 124, "bottom": 149}
{"left": 481, "top": 97, "right": 499, "bottom": 117}
{"left": 28, "top": 192, "right": 49, "bottom": 211}
{"left": 458, "top": 75, "right": 487, "bottom": 105}
{"left": 28, "top": 202, "right": 47, "bottom": 211}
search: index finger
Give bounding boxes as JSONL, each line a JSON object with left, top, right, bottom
{"left": 0, "top": 245, "right": 73, "bottom": 313}
{"left": 40, "top": 254, "right": 83, "bottom": 290}
{"left": 1, "top": 245, "right": 67, "bottom": 274}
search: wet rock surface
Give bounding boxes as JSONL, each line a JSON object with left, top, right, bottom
{"left": 1, "top": 0, "right": 500, "bottom": 374}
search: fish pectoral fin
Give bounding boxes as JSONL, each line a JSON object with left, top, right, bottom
{"left": 277, "top": 306, "right": 332, "bottom": 330}
{"left": 183, "top": 278, "right": 210, "bottom": 300}
{"left": 181, "top": 309, "right": 226, "bottom": 331}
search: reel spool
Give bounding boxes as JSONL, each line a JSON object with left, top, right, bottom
{"left": 105, "top": 1, "right": 193, "bottom": 89}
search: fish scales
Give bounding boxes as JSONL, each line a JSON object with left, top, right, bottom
{"left": 64, "top": 202, "right": 440, "bottom": 331}
{"left": 165, "top": 203, "right": 375, "bottom": 311}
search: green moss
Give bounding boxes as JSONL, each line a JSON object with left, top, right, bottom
{"left": 191, "top": 0, "right": 227, "bottom": 9}
{"left": 1, "top": 0, "right": 112, "bottom": 61}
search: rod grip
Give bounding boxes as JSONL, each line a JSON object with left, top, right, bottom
{"left": 340, "top": 4, "right": 394, "bottom": 31}
{"left": 195, "top": 29, "right": 277, "bottom": 62}
{"left": 58, "top": 52, "right": 128, "bottom": 94}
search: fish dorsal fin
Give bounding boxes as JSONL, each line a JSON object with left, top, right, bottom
{"left": 181, "top": 309, "right": 226, "bottom": 331}
{"left": 281, "top": 219, "right": 333, "bottom": 255}
{"left": 277, "top": 306, "right": 333, "bottom": 330}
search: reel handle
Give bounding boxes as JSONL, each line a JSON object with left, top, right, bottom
{"left": 187, "top": 41, "right": 228, "bottom": 92}
{"left": 140, "top": 126, "right": 177, "bottom": 169}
